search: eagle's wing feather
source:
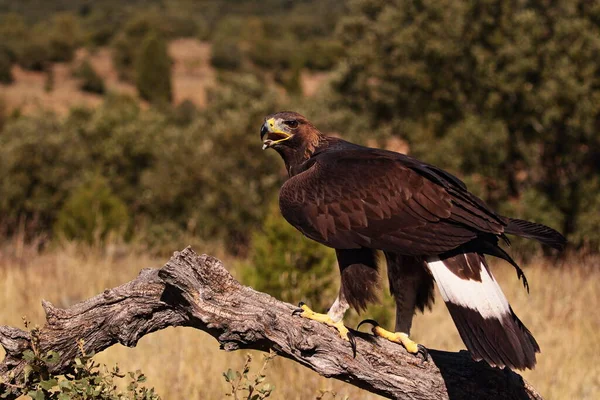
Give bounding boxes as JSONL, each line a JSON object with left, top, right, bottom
{"left": 279, "top": 150, "right": 506, "bottom": 255}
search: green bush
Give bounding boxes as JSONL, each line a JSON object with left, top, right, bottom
{"left": 54, "top": 175, "right": 130, "bottom": 244}
{"left": 302, "top": 39, "right": 344, "bottom": 71}
{"left": 135, "top": 31, "right": 172, "bottom": 105}
{"left": 0, "top": 112, "right": 85, "bottom": 233}
{"left": 17, "top": 37, "right": 50, "bottom": 71}
{"left": 6, "top": 12, "right": 81, "bottom": 70}
{"left": 0, "top": 47, "right": 13, "bottom": 83}
{"left": 241, "top": 199, "right": 337, "bottom": 311}
{"left": 0, "top": 95, "right": 165, "bottom": 240}
{"left": 210, "top": 38, "right": 242, "bottom": 70}
{"left": 222, "top": 353, "right": 276, "bottom": 400}
{"left": 1, "top": 335, "right": 160, "bottom": 400}
{"left": 0, "top": 13, "right": 28, "bottom": 64}
{"left": 46, "top": 13, "right": 82, "bottom": 62}
{"left": 0, "top": 96, "right": 7, "bottom": 132}
{"left": 248, "top": 36, "right": 297, "bottom": 70}
{"left": 75, "top": 59, "right": 105, "bottom": 94}
{"left": 111, "top": 12, "right": 166, "bottom": 82}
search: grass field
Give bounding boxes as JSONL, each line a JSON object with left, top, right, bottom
{"left": 0, "top": 241, "right": 598, "bottom": 399}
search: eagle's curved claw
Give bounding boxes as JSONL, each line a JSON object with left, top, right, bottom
{"left": 348, "top": 331, "right": 357, "bottom": 358}
{"left": 357, "top": 319, "right": 380, "bottom": 330}
{"left": 291, "top": 301, "right": 307, "bottom": 316}
{"left": 417, "top": 344, "right": 429, "bottom": 361}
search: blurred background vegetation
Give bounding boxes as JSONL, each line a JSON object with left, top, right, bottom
{"left": 0, "top": 1, "right": 599, "bottom": 399}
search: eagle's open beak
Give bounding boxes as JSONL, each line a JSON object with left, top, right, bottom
{"left": 261, "top": 118, "right": 291, "bottom": 150}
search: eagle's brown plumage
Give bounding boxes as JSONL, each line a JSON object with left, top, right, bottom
{"left": 261, "top": 111, "right": 566, "bottom": 370}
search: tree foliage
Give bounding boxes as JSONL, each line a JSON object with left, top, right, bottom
{"left": 55, "top": 174, "right": 129, "bottom": 244}
{"left": 75, "top": 58, "right": 105, "bottom": 94}
{"left": 332, "top": 0, "right": 600, "bottom": 249}
{"left": 135, "top": 31, "right": 172, "bottom": 105}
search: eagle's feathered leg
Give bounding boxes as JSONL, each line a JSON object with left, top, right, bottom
{"left": 359, "top": 253, "right": 433, "bottom": 357}
{"left": 292, "top": 248, "right": 379, "bottom": 351}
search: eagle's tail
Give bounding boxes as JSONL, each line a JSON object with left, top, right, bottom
{"left": 504, "top": 218, "right": 566, "bottom": 251}
{"left": 427, "top": 253, "right": 539, "bottom": 370}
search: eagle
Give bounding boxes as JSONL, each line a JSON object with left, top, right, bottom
{"left": 260, "top": 111, "right": 566, "bottom": 370}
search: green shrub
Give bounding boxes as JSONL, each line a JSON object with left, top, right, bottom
{"left": 46, "top": 13, "right": 82, "bottom": 62}
{"left": 135, "top": 31, "right": 172, "bottom": 105}
{"left": 10, "top": 13, "right": 81, "bottom": 70}
{"left": 248, "top": 36, "right": 297, "bottom": 70}
{"left": 0, "top": 13, "right": 28, "bottom": 64}
{"left": 0, "top": 333, "right": 160, "bottom": 400}
{"left": 54, "top": 175, "right": 130, "bottom": 244}
{"left": 0, "top": 112, "right": 85, "bottom": 233}
{"left": 222, "top": 352, "right": 276, "bottom": 400}
{"left": 75, "top": 59, "right": 105, "bottom": 94}
{"left": 44, "top": 67, "right": 55, "bottom": 92}
{"left": 169, "top": 99, "right": 197, "bottom": 126}
{"left": 302, "top": 39, "right": 344, "bottom": 71}
{"left": 111, "top": 12, "right": 166, "bottom": 82}
{"left": 0, "top": 48, "right": 13, "bottom": 84}
{"left": 241, "top": 199, "right": 337, "bottom": 311}
{"left": 210, "top": 38, "right": 242, "bottom": 70}
{"left": 0, "top": 96, "right": 7, "bottom": 132}
{"left": 17, "top": 37, "right": 50, "bottom": 71}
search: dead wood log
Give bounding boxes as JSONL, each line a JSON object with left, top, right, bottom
{"left": 0, "top": 247, "right": 543, "bottom": 400}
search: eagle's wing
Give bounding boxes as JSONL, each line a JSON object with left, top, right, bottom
{"left": 279, "top": 150, "right": 506, "bottom": 255}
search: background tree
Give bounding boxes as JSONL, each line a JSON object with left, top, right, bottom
{"left": 331, "top": 0, "right": 600, "bottom": 250}
{"left": 75, "top": 58, "right": 105, "bottom": 94}
{"left": 135, "top": 31, "right": 172, "bottom": 105}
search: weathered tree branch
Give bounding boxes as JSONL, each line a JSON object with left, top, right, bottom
{"left": 0, "top": 247, "right": 543, "bottom": 400}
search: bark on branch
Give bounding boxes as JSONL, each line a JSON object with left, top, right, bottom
{"left": 0, "top": 247, "right": 543, "bottom": 400}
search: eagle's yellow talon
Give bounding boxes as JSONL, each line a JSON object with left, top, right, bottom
{"left": 372, "top": 325, "right": 421, "bottom": 354}
{"left": 296, "top": 304, "right": 350, "bottom": 341}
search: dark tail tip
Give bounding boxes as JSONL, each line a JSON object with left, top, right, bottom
{"left": 446, "top": 303, "right": 539, "bottom": 370}
{"left": 505, "top": 218, "right": 567, "bottom": 251}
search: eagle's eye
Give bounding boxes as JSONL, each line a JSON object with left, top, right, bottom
{"left": 284, "top": 120, "right": 299, "bottom": 128}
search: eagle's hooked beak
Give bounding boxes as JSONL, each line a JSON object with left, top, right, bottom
{"left": 261, "top": 118, "right": 291, "bottom": 150}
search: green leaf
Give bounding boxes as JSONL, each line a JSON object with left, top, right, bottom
{"left": 39, "top": 378, "right": 58, "bottom": 390}
{"left": 22, "top": 350, "right": 36, "bottom": 362}
{"left": 23, "top": 365, "right": 33, "bottom": 384}
{"left": 224, "top": 368, "right": 235, "bottom": 382}
{"left": 44, "top": 351, "right": 60, "bottom": 365}
{"left": 27, "top": 390, "right": 45, "bottom": 400}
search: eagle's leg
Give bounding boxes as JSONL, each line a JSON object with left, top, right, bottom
{"left": 358, "top": 253, "right": 433, "bottom": 358}
{"left": 292, "top": 293, "right": 351, "bottom": 341}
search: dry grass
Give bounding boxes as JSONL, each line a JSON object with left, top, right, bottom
{"left": 0, "top": 242, "right": 598, "bottom": 400}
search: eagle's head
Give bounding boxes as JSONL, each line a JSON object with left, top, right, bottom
{"left": 260, "top": 111, "right": 321, "bottom": 152}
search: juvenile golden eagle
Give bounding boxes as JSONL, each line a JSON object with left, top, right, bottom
{"left": 260, "top": 111, "right": 565, "bottom": 370}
